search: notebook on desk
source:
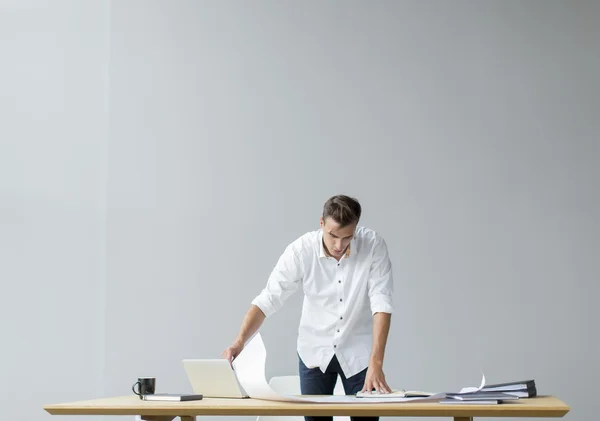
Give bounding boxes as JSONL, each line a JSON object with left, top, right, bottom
{"left": 143, "top": 393, "right": 204, "bottom": 402}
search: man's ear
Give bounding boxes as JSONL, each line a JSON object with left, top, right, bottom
{"left": 320, "top": 216, "right": 324, "bottom": 228}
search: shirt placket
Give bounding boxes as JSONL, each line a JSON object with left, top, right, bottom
{"left": 334, "top": 259, "right": 344, "bottom": 351}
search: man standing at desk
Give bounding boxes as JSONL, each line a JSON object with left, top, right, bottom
{"left": 223, "top": 195, "right": 394, "bottom": 421}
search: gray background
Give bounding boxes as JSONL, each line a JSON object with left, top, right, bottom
{"left": 1, "top": 1, "right": 598, "bottom": 421}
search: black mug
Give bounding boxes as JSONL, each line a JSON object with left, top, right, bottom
{"left": 132, "top": 377, "right": 156, "bottom": 399}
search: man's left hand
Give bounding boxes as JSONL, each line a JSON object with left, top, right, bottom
{"left": 361, "top": 363, "right": 392, "bottom": 393}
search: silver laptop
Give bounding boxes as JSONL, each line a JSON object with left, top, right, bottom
{"left": 183, "top": 359, "right": 249, "bottom": 398}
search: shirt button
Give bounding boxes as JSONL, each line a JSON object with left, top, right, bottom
{"left": 339, "top": 298, "right": 343, "bottom": 302}
{"left": 337, "top": 329, "right": 340, "bottom": 332}
{"left": 338, "top": 280, "right": 341, "bottom": 283}
{"left": 340, "top": 316, "right": 343, "bottom": 320}
{"left": 334, "top": 345, "right": 337, "bottom": 348}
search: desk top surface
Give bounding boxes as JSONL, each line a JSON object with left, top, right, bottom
{"left": 44, "top": 395, "right": 570, "bottom": 418}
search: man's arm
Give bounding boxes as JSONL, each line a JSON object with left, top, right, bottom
{"left": 369, "top": 311, "right": 391, "bottom": 367}
{"left": 222, "top": 305, "right": 266, "bottom": 362}
{"left": 222, "top": 243, "right": 303, "bottom": 362}
{"left": 234, "top": 305, "right": 266, "bottom": 347}
{"left": 362, "top": 234, "right": 394, "bottom": 393}
{"left": 362, "top": 312, "right": 392, "bottom": 393}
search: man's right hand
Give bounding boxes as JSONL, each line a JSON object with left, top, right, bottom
{"left": 222, "top": 340, "right": 244, "bottom": 364}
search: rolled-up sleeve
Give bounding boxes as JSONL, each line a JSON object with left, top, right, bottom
{"left": 367, "top": 235, "right": 394, "bottom": 315}
{"left": 251, "top": 245, "right": 303, "bottom": 318}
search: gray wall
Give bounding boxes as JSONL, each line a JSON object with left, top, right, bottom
{"left": 1, "top": 1, "right": 598, "bottom": 421}
{"left": 0, "top": 1, "right": 109, "bottom": 421}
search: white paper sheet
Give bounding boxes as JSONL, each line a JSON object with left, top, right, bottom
{"left": 232, "top": 331, "right": 307, "bottom": 402}
{"left": 231, "top": 332, "right": 446, "bottom": 403}
{"left": 458, "top": 373, "right": 486, "bottom": 394}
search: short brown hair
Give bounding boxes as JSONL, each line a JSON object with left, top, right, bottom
{"left": 322, "top": 195, "right": 362, "bottom": 227}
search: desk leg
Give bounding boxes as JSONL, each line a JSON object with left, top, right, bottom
{"left": 454, "top": 417, "right": 472, "bottom": 421}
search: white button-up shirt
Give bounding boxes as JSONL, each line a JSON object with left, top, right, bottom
{"left": 251, "top": 226, "right": 394, "bottom": 378}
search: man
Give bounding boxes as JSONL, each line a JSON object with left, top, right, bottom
{"left": 222, "top": 195, "right": 394, "bottom": 421}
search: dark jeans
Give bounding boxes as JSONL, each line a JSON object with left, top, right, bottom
{"left": 299, "top": 355, "right": 378, "bottom": 421}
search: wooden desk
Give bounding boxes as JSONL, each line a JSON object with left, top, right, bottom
{"left": 44, "top": 395, "right": 570, "bottom": 421}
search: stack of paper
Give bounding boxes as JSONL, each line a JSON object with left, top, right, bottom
{"left": 442, "top": 391, "right": 520, "bottom": 405}
{"left": 441, "top": 378, "right": 538, "bottom": 404}
{"left": 480, "top": 380, "right": 537, "bottom": 397}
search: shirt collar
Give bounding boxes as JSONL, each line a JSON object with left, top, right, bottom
{"left": 318, "top": 229, "right": 327, "bottom": 258}
{"left": 318, "top": 229, "right": 357, "bottom": 259}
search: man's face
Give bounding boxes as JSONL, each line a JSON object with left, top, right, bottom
{"left": 320, "top": 216, "right": 357, "bottom": 258}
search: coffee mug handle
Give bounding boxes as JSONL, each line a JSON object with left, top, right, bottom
{"left": 132, "top": 381, "right": 141, "bottom": 396}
